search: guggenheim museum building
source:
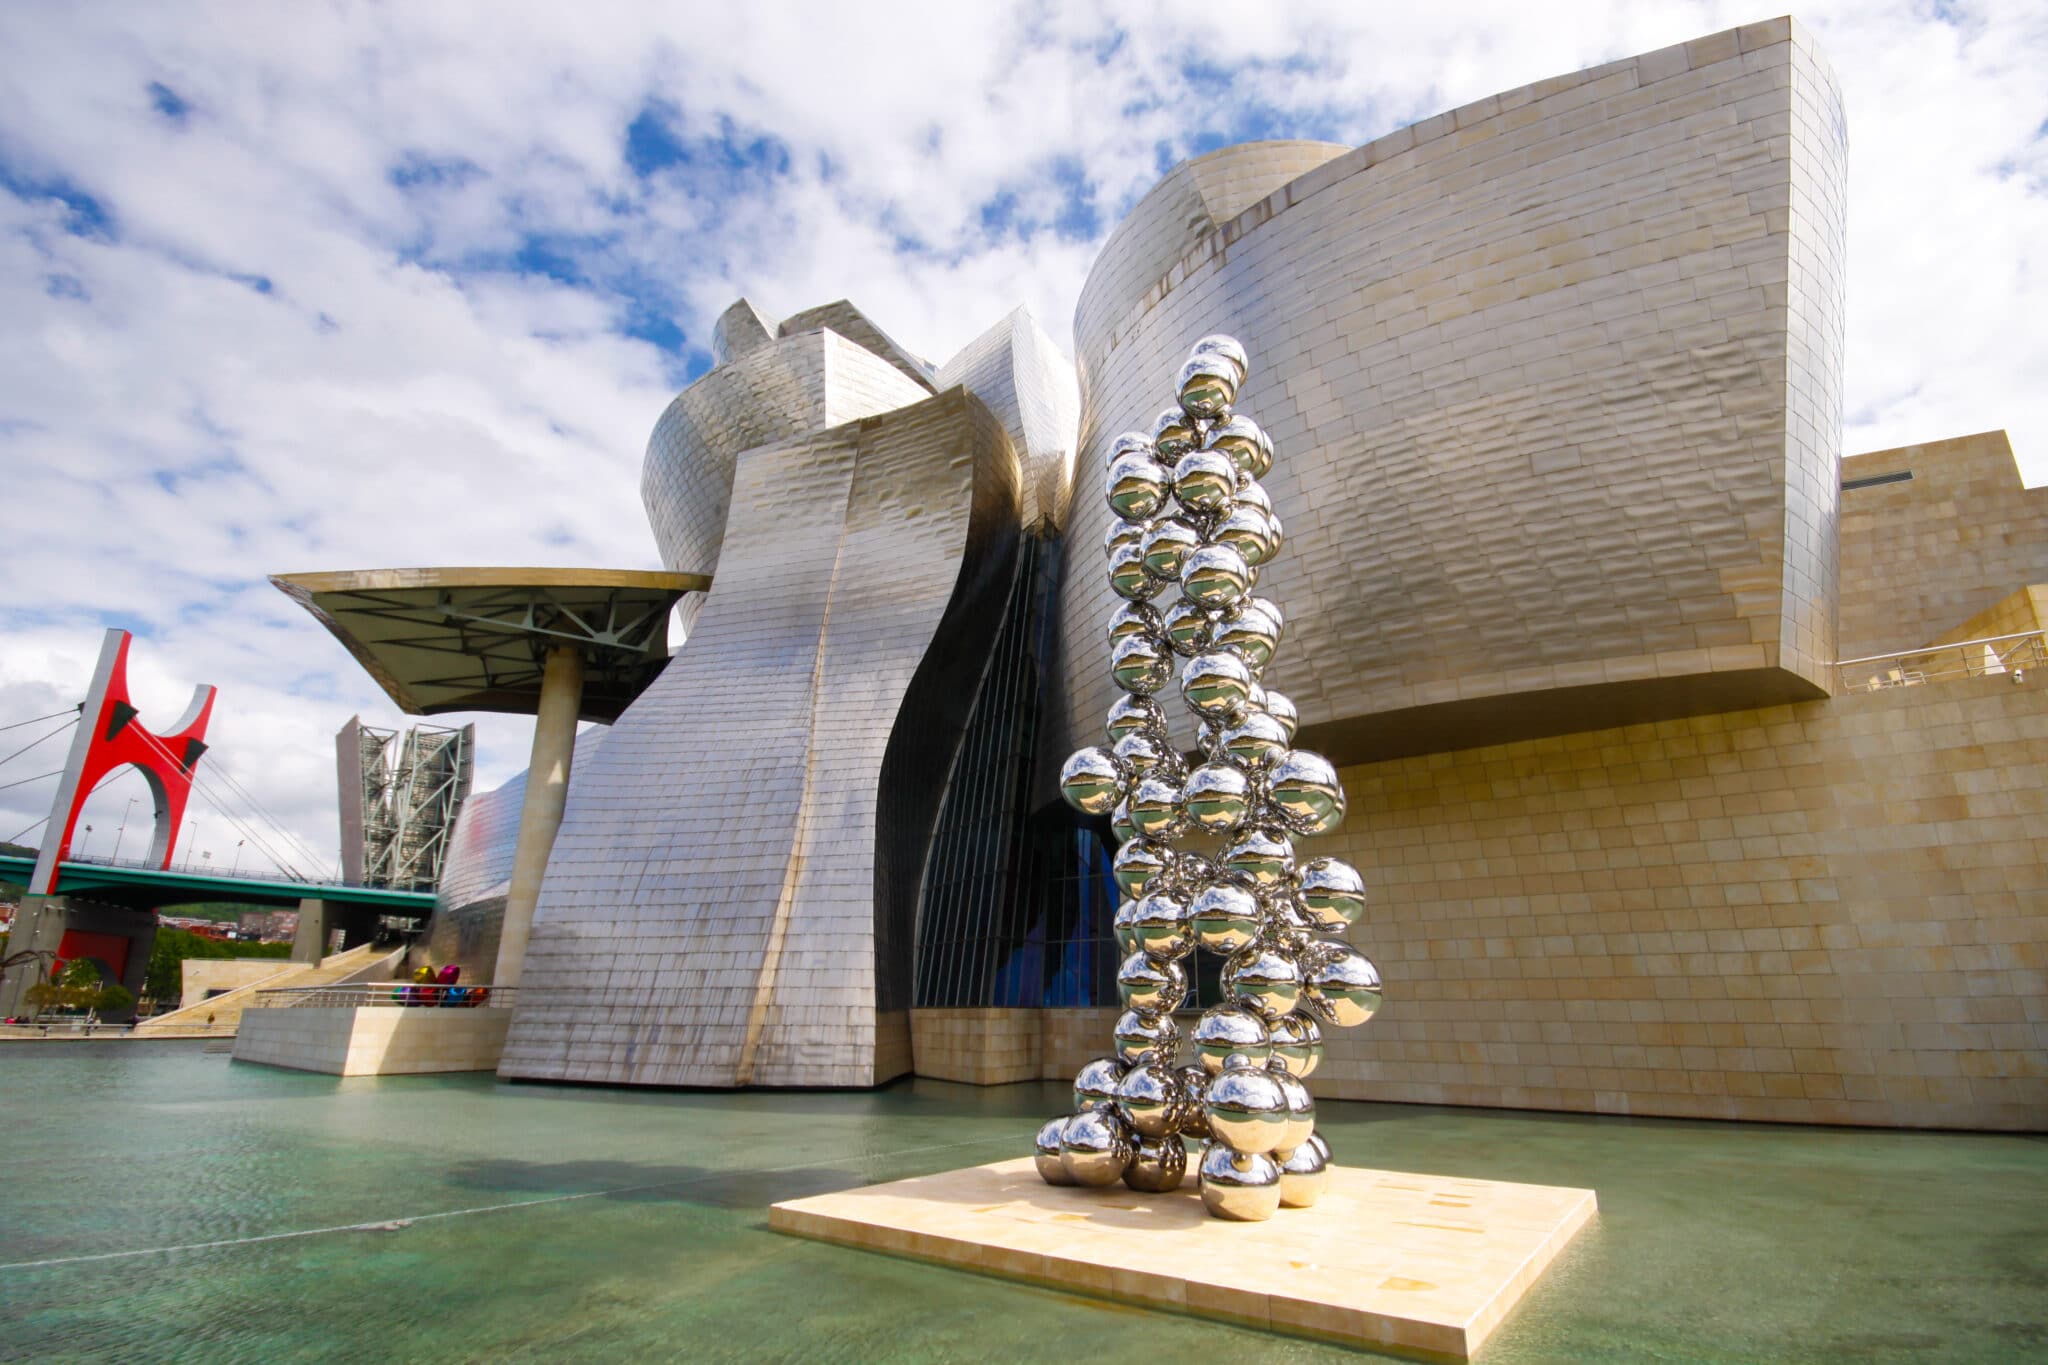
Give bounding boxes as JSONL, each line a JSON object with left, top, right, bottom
{"left": 298, "top": 20, "right": 2048, "bottom": 1130}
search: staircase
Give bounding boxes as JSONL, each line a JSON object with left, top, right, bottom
{"left": 137, "top": 942, "right": 405, "bottom": 1035}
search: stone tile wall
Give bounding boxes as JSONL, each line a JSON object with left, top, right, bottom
{"left": 235, "top": 1006, "right": 510, "bottom": 1076}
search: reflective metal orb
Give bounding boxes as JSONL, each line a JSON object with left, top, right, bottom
{"left": 1110, "top": 797, "right": 1138, "bottom": 845}
{"left": 1127, "top": 772, "right": 1189, "bottom": 842}
{"left": 1180, "top": 650, "right": 1254, "bottom": 720}
{"left": 1058, "top": 747, "right": 1124, "bottom": 816}
{"left": 1198, "top": 1141, "right": 1282, "bottom": 1221}
{"left": 1303, "top": 943, "right": 1382, "bottom": 1028}
{"left": 1177, "top": 354, "right": 1240, "bottom": 420}
{"left": 1073, "top": 1055, "right": 1127, "bottom": 1112}
{"left": 1035, "top": 1116, "right": 1074, "bottom": 1185}
{"left": 1153, "top": 406, "right": 1199, "bottom": 458}
{"left": 1126, "top": 891, "right": 1195, "bottom": 961}
{"left": 1222, "top": 943, "right": 1303, "bottom": 1022}
{"left": 1222, "top": 827, "right": 1296, "bottom": 889}
{"left": 1117, "top": 950, "right": 1188, "bottom": 1013}
{"left": 1171, "top": 449, "right": 1237, "bottom": 514}
{"left": 1191, "top": 1004, "right": 1272, "bottom": 1076}
{"left": 1268, "top": 749, "right": 1347, "bottom": 835}
{"left": 1161, "top": 598, "right": 1213, "bottom": 657}
{"left": 1250, "top": 423, "right": 1275, "bottom": 479}
{"left": 1233, "top": 479, "right": 1272, "bottom": 516}
{"left": 1110, "top": 430, "right": 1156, "bottom": 462}
{"left": 1106, "top": 451, "right": 1169, "bottom": 520}
{"left": 1203, "top": 413, "right": 1265, "bottom": 476}
{"left": 1108, "top": 600, "right": 1162, "bottom": 646}
{"left": 1296, "top": 856, "right": 1368, "bottom": 932}
{"left": 1115, "top": 1056, "right": 1185, "bottom": 1138}
{"left": 1139, "top": 518, "right": 1202, "bottom": 582}
{"left": 1108, "top": 544, "right": 1161, "bottom": 602}
{"left": 1182, "top": 762, "right": 1251, "bottom": 834}
{"left": 1272, "top": 1069, "right": 1316, "bottom": 1154}
{"left": 1110, "top": 729, "right": 1175, "bottom": 782}
{"left": 1263, "top": 689, "right": 1299, "bottom": 740}
{"left": 1112, "top": 838, "right": 1173, "bottom": 899}
{"left": 1180, "top": 542, "right": 1252, "bottom": 610}
{"left": 1219, "top": 711, "right": 1289, "bottom": 771}
{"left": 1277, "top": 1140, "right": 1327, "bottom": 1208}
{"left": 1190, "top": 334, "right": 1249, "bottom": 384}
{"left": 1212, "top": 600, "right": 1279, "bottom": 668}
{"left": 1204, "top": 1056, "right": 1289, "bottom": 1155}
{"left": 1112, "top": 898, "right": 1141, "bottom": 954}
{"left": 1124, "top": 1134, "right": 1189, "bottom": 1193}
{"left": 1212, "top": 504, "right": 1279, "bottom": 568}
{"left": 1266, "top": 1011, "right": 1324, "bottom": 1079}
{"left": 1061, "top": 1107, "right": 1134, "bottom": 1187}
{"left": 1173, "top": 852, "right": 1218, "bottom": 893}
{"left": 1105, "top": 692, "right": 1167, "bottom": 743}
{"left": 1113, "top": 1007, "right": 1183, "bottom": 1065}
{"left": 1109, "top": 633, "right": 1172, "bottom": 696}
{"left": 1190, "top": 881, "right": 1264, "bottom": 955}
{"left": 1177, "top": 1066, "right": 1213, "bottom": 1138}
{"left": 1103, "top": 517, "right": 1144, "bottom": 559}
{"left": 1307, "top": 1130, "right": 1332, "bottom": 1165}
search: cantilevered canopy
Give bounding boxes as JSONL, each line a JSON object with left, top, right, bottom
{"left": 272, "top": 567, "right": 710, "bottom": 723}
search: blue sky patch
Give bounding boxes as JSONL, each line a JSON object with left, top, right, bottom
{"left": 147, "top": 81, "right": 191, "bottom": 124}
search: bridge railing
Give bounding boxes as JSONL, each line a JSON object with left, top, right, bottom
{"left": 247, "top": 984, "right": 517, "bottom": 1010}
{"left": 1836, "top": 630, "right": 2046, "bottom": 692}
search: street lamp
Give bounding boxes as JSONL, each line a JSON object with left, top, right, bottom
{"left": 183, "top": 819, "right": 200, "bottom": 870}
{"left": 112, "top": 797, "right": 138, "bottom": 862}
{"left": 78, "top": 824, "right": 94, "bottom": 859}
{"left": 231, "top": 839, "right": 245, "bottom": 876}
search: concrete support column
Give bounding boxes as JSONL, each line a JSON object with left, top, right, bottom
{"left": 292, "top": 898, "right": 333, "bottom": 964}
{"left": 0, "top": 894, "right": 63, "bottom": 1018}
{"left": 491, "top": 645, "right": 584, "bottom": 988}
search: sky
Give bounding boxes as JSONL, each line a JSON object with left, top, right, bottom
{"left": 1, "top": 1, "right": 2044, "bottom": 879}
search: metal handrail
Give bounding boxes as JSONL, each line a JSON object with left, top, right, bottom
{"left": 247, "top": 984, "right": 515, "bottom": 1010}
{"left": 1836, "top": 630, "right": 2045, "bottom": 692}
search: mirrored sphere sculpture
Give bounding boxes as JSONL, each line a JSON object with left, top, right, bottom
{"left": 1045, "top": 333, "right": 1384, "bottom": 1218}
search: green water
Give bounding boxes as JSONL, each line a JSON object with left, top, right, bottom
{"left": 0, "top": 1043, "right": 2042, "bottom": 1363}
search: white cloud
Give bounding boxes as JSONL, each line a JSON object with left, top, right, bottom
{"left": 1, "top": 1, "right": 2043, "bottom": 872}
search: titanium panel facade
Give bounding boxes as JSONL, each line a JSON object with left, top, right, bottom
{"left": 935, "top": 308, "right": 1083, "bottom": 533}
{"left": 1051, "top": 19, "right": 1849, "bottom": 775}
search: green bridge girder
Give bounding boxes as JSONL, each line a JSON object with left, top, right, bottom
{"left": 0, "top": 853, "right": 436, "bottom": 913}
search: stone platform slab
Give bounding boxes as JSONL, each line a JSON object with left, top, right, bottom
{"left": 771, "top": 1156, "right": 1595, "bottom": 1360}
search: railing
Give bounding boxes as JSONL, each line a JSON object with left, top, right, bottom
{"left": 1836, "top": 631, "right": 2046, "bottom": 693}
{"left": 247, "top": 984, "right": 517, "bottom": 1010}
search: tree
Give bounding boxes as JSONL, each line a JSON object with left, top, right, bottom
{"left": 143, "top": 927, "right": 292, "bottom": 1003}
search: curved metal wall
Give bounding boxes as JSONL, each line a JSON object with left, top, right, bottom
{"left": 1052, "top": 30, "right": 1847, "bottom": 779}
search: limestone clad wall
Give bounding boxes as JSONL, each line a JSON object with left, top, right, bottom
{"left": 1053, "top": 19, "right": 1847, "bottom": 776}
{"left": 1308, "top": 674, "right": 2048, "bottom": 1130}
{"left": 1837, "top": 431, "right": 2048, "bottom": 659}
{"left": 235, "top": 1006, "right": 510, "bottom": 1076}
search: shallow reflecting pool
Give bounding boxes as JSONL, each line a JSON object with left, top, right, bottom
{"left": 0, "top": 1041, "right": 2042, "bottom": 1362}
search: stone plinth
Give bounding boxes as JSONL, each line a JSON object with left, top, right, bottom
{"left": 234, "top": 1006, "right": 510, "bottom": 1075}
{"left": 771, "top": 1157, "right": 1595, "bottom": 1360}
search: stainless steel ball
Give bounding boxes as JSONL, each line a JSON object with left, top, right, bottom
{"left": 1179, "top": 542, "right": 1252, "bottom": 610}
{"left": 1189, "top": 880, "right": 1264, "bottom": 955}
{"left": 1212, "top": 504, "right": 1279, "bottom": 568}
{"left": 1073, "top": 1055, "right": 1127, "bottom": 1112}
{"left": 1113, "top": 1007, "right": 1182, "bottom": 1065}
{"left": 1106, "top": 451, "right": 1169, "bottom": 521}
{"left": 1115, "top": 1056, "right": 1186, "bottom": 1138}
{"left": 1219, "top": 711, "right": 1288, "bottom": 771}
{"left": 1222, "top": 826, "right": 1296, "bottom": 888}
{"left": 1112, "top": 838, "right": 1173, "bottom": 899}
{"left": 1112, "top": 898, "right": 1142, "bottom": 954}
{"left": 1105, "top": 692, "right": 1167, "bottom": 742}
{"left": 1161, "top": 598, "right": 1214, "bottom": 657}
{"left": 1124, "top": 1135, "right": 1189, "bottom": 1194}
{"left": 1182, "top": 762, "right": 1251, "bottom": 834}
{"left": 1211, "top": 599, "right": 1279, "bottom": 668}
{"left": 1109, "top": 634, "right": 1172, "bottom": 697}
{"left": 1198, "top": 1140, "right": 1282, "bottom": 1222}
{"left": 1110, "top": 729, "right": 1175, "bottom": 783}
{"left": 1191, "top": 1004, "right": 1272, "bottom": 1076}
{"left": 1203, "top": 413, "right": 1265, "bottom": 476}
{"left": 1266, "top": 1011, "right": 1325, "bottom": 1079}
{"left": 1060, "top": 1107, "right": 1134, "bottom": 1187}
{"left": 1035, "top": 1116, "right": 1074, "bottom": 1185}
{"left": 1116, "top": 950, "right": 1188, "bottom": 1013}
{"left": 1268, "top": 749, "right": 1346, "bottom": 835}
{"left": 1277, "top": 1139, "right": 1328, "bottom": 1208}
{"left": 1263, "top": 689, "right": 1299, "bottom": 740}
{"left": 1126, "top": 890, "right": 1195, "bottom": 961}
{"left": 1271, "top": 1069, "right": 1316, "bottom": 1154}
{"left": 1190, "top": 334, "right": 1249, "bottom": 385}
{"left": 1107, "top": 600, "right": 1162, "bottom": 646}
{"left": 1296, "top": 856, "right": 1367, "bottom": 932}
{"left": 1127, "top": 772, "right": 1189, "bottom": 842}
{"left": 1171, "top": 448, "right": 1237, "bottom": 514}
{"left": 1222, "top": 942, "right": 1304, "bottom": 1022}
{"left": 1171, "top": 851, "right": 1218, "bottom": 894}
{"left": 1176, "top": 354, "right": 1240, "bottom": 420}
{"left": 1152, "top": 406, "right": 1198, "bottom": 458}
{"left": 1303, "top": 943, "right": 1382, "bottom": 1027}
{"left": 1204, "top": 1055, "right": 1289, "bottom": 1155}
{"left": 1176, "top": 1065, "right": 1213, "bottom": 1138}
{"left": 1110, "top": 797, "right": 1137, "bottom": 845}
{"left": 1108, "top": 544, "right": 1161, "bottom": 602}
{"left": 1058, "top": 746, "right": 1124, "bottom": 816}
{"left": 1103, "top": 517, "right": 1144, "bottom": 559}
{"left": 1180, "top": 650, "right": 1253, "bottom": 720}
{"left": 1139, "top": 517, "right": 1202, "bottom": 582}
{"left": 1110, "top": 430, "right": 1157, "bottom": 462}
{"left": 1307, "top": 1131, "right": 1332, "bottom": 1165}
